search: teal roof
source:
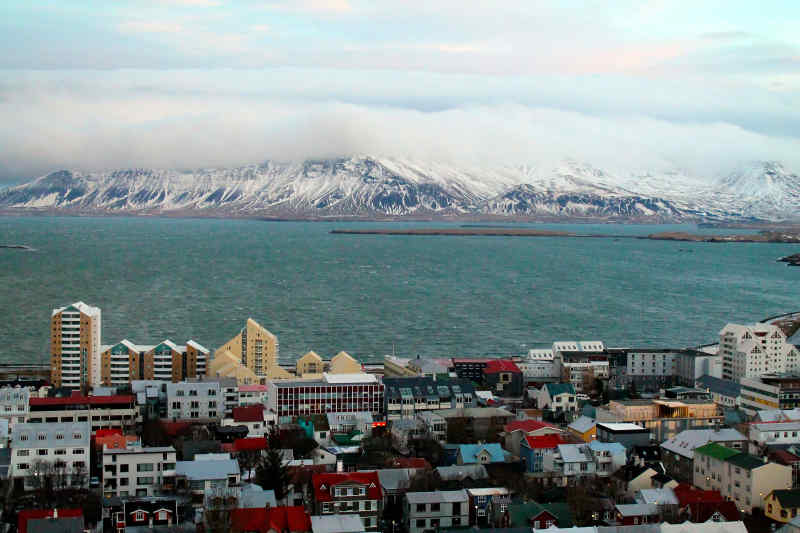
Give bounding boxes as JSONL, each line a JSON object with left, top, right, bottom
{"left": 508, "top": 501, "right": 573, "bottom": 528}
{"left": 457, "top": 443, "right": 506, "bottom": 464}
{"left": 545, "top": 383, "right": 575, "bottom": 397}
{"left": 726, "top": 453, "right": 767, "bottom": 470}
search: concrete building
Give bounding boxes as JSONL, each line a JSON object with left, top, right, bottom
{"left": 0, "top": 386, "right": 30, "bottom": 428}
{"left": 596, "top": 398, "right": 723, "bottom": 442}
{"left": 50, "top": 301, "right": 102, "bottom": 389}
{"left": 26, "top": 392, "right": 139, "bottom": 432}
{"left": 740, "top": 374, "right": 800, "bottom": 416}
{"left": 215, "top": 318, "right": 291, "bottom": 380}
{"left": 596, "top": 422, "right": 651, "bottom": 449}
{"left": 625, "top": 350, "right": 679, "bottom": 391}
{"left": 175, "top": 453, "right": 241, "bottom": 507}
{"left": 166, "top": 380, "right": 222, "bottom": 422}
{"left": 749, "top": 421, "right": 800, "bottom": 449}
{"left": 695, "top": 375, "right": 741, "bottom": 408}
{"left": 451, "top": 359, "right": 490, "bottom": 383}
{"left": 693, "top": 442, "right": 792, "bottom": 514}
{"left": 404, "top": 489, "right": 468, "bottom": 533}
{"left": 517, "top": 349, "right": 559, "bottom": 382}
{"left": 720, "top": 323, "right": 800, "bottom": 381}
{"left": 238, "top": 384, "right": 269, "bottom": 406}
{"left": 267, "top": 374, "right": 384, "bottom": 422}
{"left": 674, "top": 348, "right": 723, "bottom": 386}
{"left": 10, "top": 421, "right": 91, "bottom": 490}
{"left": 102, "top": 445, "right": 177, "bottom": 498}
{"left": 383, "top": 377, "right": 475, "bottom": 420}
{"left": 660, "top": 428, "right": 747, "bottom": 482}
{"left": 99, "top": 339, "right": 209, "bottom": 386}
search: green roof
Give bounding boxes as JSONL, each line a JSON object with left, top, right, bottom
{"left": 771, "top": 489, "right": 800, "bottom": 509}
{"left": 508, "top": 502, "right": 573, "bottom": 528}
{"left": 694, "top": 442, "right": 741, "bottom": 461}
{"left": 726, "top": 453, "right": 767, "bottom": 470}
{"left": 545, "top": 383, "right": 576, "bottom": 397}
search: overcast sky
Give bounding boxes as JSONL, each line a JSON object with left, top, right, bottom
{"left": 1, "top": 1, "right": 799, "bottom": 183}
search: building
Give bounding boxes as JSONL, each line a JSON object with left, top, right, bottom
{"left": 207, "top": 348, "right": 261, "bottom": 385}
{"left": 438, "top": 407, "right": 515, "bottom": 442}
{"left": 766, "top": 489, "right": 800, "bottom": 523}
{"left": 614, "top": 503, "right": 660, "bottom": 525}
{"left": 451, "top": 359, "right": 490, "bottom": 383}
{"left": 626, "top": 350, "right": 679, "bottom": 391}
{"left": 233, "top": 506, "right": 311, "bottom": 533}
{"left": 404, "top": 489, "right": 468, "bottom": 533}
{"left": 589, "top": 440, "right": 627, "bottom": 476}
{"left": 455, "top": 443, "right": 508, "bottom": 466}
{"left": 311, "top": 514, "right": 365, "bottom": 533}
{"left": 215, "top": 318, "right": 291, "bottom": 380}
{"left": 553, "top": 341, "right": 609, "bottom": 392}
{"left": 482, "top": 360, "right": 524, "bottom": 397}
{"left": 383, "top": 377, "right": 475, "bottom": 420}
{"left": 467, "top": 487, "right": 510, "bottom": 527}
{"left": 99, "top": 339, "right": 209, "bottom": 385}
{"left": 740, "top": 374, "right": 800, "bottom": 415}
{"left": 567, "top": 416, "right": 597, "bottom": 442}
{"left": 749, "top": 421, "right": 800, "bottom": 449}
{"left": 330, "top": 352, "right": 362, "bottom": 374}
{"left": 552, "top": 443, "right": 596, "bottom": 485}
{"left": 50, "top": 301, "right": 101, "bottom": 389}
{"left": 507, "top": 501, "right": 573, "bottom": 529}
{"left": 18, "top": 509, "right": 85, "bottom": 533}
{"left": 693, "top": 442, "right": 792, "bottom": 513}
{"left": 520, "top": 434, "right": 566, "bottom": 473}
{"left": 0, "top": 386, "right": 30, "bottom": 428}
{"left": 312, "top": 471, "right": 382, "bottom": 531}
{"left": 517, "top": 349, "right": 559, "bottom": 383}
{"left": 719, "top": 323, "right": 800, "bottom": 381}
{"left": 596, "top": 422, "right": 651, "bottom": 449}
{"left": 267, "top": 374, "right": 384, "bottom": 422}
{"left": 10, "top": 422, "right": 90, "bottom": 490}
{"left": 695, "top": 375, "right": 741, "bottom": 408}
{"left": 674, "top": 348, "right": 723, "bottom": 387}
{"left": 175, "top": 453, "right": 241, "bottom": 506}
{"left": 596, "top": 398, "right": 723, "bottom": 442}
{"left": 502, "top": 419, "right": 563, "bottom": 457}
{"left": 166, "top": 380, "right": 222, "bottom": 422}
{"left": 416, "top": 411, "right": 447, "bottom": 442}
{"left": 239, "top": 384, "right": 269, "bottom": 406}
{"left": 535, "top": 383, "right": 577, "bottom": 412}
{"left": 223, "top": 405, "right": 270, "bottom": 436}
{"left": 26, "top": 392, "right": 139, "bottom": 432}
{"left": 660, "top": 428, "right": 747, "bottom": 482}
{"left": 102, "top": 445, "right": 176, "bottom": 498}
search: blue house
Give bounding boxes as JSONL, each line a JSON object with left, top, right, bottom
{"left": 456, "top": 443, "right": 508, "bottom": 466}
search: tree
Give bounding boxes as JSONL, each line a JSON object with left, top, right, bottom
{"left": 410, "top": 438, "right": 444, "bottom": 466}
{"left": 582, "top": 370, "right": 598, "bottom": 396}
{"left": 407, "top": 470, "right": 442, "bottom": 492}
{"left": 255, "top": 448, "right": 290, "bottom": 502}
{"left": 236, "top": 449, "right": 261, "bottom": 482}
{"left": 29, "top": 460, "right": 56, "bottom": 498}
{"left": 446, "top": 418, "right": 470, "bottom": 444}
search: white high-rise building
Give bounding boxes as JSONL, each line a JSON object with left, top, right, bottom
{"left": 719, "top": 323, "right": 800, "bottom": 381}
{"left": 50, "top": 302, "right": 102, "bottom": 389}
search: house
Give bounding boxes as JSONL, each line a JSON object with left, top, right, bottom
{"left": 613, "top": 464, "right": 661, "bottom": 499}
{"left": 10, "top": 422, "right": 90, "bottom": 491}
{"left": 536, "top": 383, "right": 577, "bottom": 412}
{"left": 588, "top": 440, "right": 626, "bottom": 476}
{"left": 232, "top": 506, "right": 312, "bottom": 533}
{"left": 553, "top": 444, "right": 595, "bottom": 485}
{"left": 502, "top": 419, "right": 563, "bottom": 457}
{"left": 507, "top": 501, "right": 573, "bottom": 529}
{"left": 18, "top": 509, "right": 84, "bottom": 533}
{"left": 102, "top": 445, "right": 177, "bottom": 498}
{"left": 660, "top": 428, "right": 746, "bottom": 482}
{"left": 770, "top": 449, "right": 800, "bottom": 489}
{"left": 635, "top": 488, "right": 680, "bottom": 522}
{"left": 456, "top": 443, "right": 508, "bottom": 466}
{"left": 239, "top": 483, "right": 278, "bottom": 509}
{"left": 105, "top": 497, "right": 179, "bottom": 530}
{"left": 313, "top": 471, "right": 382, "bottom": 531}
{"left": 749, "top": 421, "right": 800, "bottom": 450}
{"left": 693, "top": 442, "right": 792, "bottom": 513}
{"left": 568, "top": 416, "right": 597, "bottom": 442}
{"left": 766, "top": 489, "right": 800, "bottom": 523}
{"left": 417, "top": 411, "right": 447, "bottom": 442}
{"left": 435, "top": 464, "right": 489, "bottom": 486}
{"left": 672, "top": 483, "right": 741, "bottom": 523}
{"left": 596, "top": 422, "right": 651, "bottom": 449}
{"left": 614, "top": 503, "right": 660, "bottom": 525}
{"left": 222, "top": 405, "right": 269, "bottom": 436}
{"left": 404, "top": 489, "right": 469, "bottom": 533}
{"left": 328, "top": 412, "right": 374, "bottom": 444}
{"left": 483, "top": 360, "right": 524, "bottom": 397}
{"left": 467, "top": 487, "right": 511, "bottom": 527}
{"left": 365, "top": 468, "right": 416, "bottom": 508}
{"left": 437, "top": 407, "right": 515, "bottom": 441}
{"left": 520, "top": 435, "right": 565, "bottom": 473}
{"left": 311, "top": 514, "right": 366, "bottom": 533}
{"left": 174, "top": 453, "right": 241, "bottom": 507}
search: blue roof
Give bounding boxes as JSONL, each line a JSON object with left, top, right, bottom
{"left": 589, "top": 440, "right": 625, "bottom": 455}
{"left": 545, "top": 383, "right": 575, "bottom": 396}
{"left": 457, "top": 443, "right": 507, "bottom": 464}
{"left": 175, "top": 458, "right": 239, "bottom": 480}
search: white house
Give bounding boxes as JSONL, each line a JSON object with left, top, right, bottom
{"left": 536, "top": 383, "right": 578, "bottom": 412}
{"left": 749, "top": 422, "right": 800, "bottom": 448}
{"left": 10, "top": 422, "right": 90, "bottom": 489}
{"left": 0, "top": 386, "right": 30, "bottom": 428}
{"left": 102, "top": 445, "right": 177, "bottom": 498}
{"left": 166, "top": 381, "right": 223, "bottom": 422}
{"left": 175, "top": 453, "right": 241, "bottom": 507}
{"left": 719, "top": 323, "right": 800, "bottom": 381}
{"left": 404, "top": 490, "right": 469, "bottom": 533}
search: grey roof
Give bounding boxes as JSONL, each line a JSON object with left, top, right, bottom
{"left": 364, "top": 468, "right": 414, "bottom": 492}
{"left": 557, "top": 444, "right": 592, "bottom": 463}
{"left": 636, "top": 488, "right": 679, "bottom": 506}
{"left": 754, "top": 408, "right": 800, "bottom": 422}
{"left": 568, "top": 416, "right": 596, "bottom": 433}
{"left": 239, "top": 483, "right": 277, "bottom": 509}
{"left": 695, "top": 375, "right": 741, "bottom": 398}
{"left": 406, "top": 489, "right": 468, "bottom": 504}
{"left": 175, "top": 458, "right": 239, "bottom": 480}
{"left": 752, "top": 422, "right": 800, "bottom": 432}
{"left": 435, "top": 464, "right": 489, "bottom": 481}
{"left": 437, "top": 407, "right": 514, "bottom": 419}
{"left": 614, "top": 503, "right": 659, "bottom": 517}
{"left": 27, "top": 517, "right": 84, "bottom": 533}
{"left": 104, "top": 446, "right": 176, "bottom": 456}
{"left": 327, "top": 412, "right": 373, "bottom": 427}
{"left": 660, "top": 428, "right": 746, "bottom": 459}
{"left": 311, "top": 514, "right": 366, "bottom": 533}
{"left": 11, "top": 422, "right": 90, "bottom": 449}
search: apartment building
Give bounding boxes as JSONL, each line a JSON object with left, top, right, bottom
{"left": 553, "top": 342, "right": 609, "bottom": 392}
{"left": 674, "top": 348, "right": 723, "bottom": 386}
{"left": 100, "top": 339, "right": 209, "bottom": 386}
{"left": 175, "top": 453, "right": 241, "bottom": 507}
{"left": 26, "top": 392, "right": 139, "bottom": 433}
{"left": 267, "top": 373, "right": 384, "bottom": 422}
{"left": 187, "top": 377, "right": 239, "bottom": 415}
{"left": 626, "top": 350, "right": 679, "bottom": 391}
{"left": 102, "top": 445, "right": 177, "bottom": 498}
{"left": 596, "top": 399, "right": 723, "bottom": 442}
{"left": 695, "top": 375, "right": 741, "bottom": 408}
{"left": 215, "top": 318, "right": 291, "bottom": 380}
{"left": 451, "top": 359, "right": 490, "bottom": 382}
{"left": 749, "top": 421, "right": 800, "bottom": 448}
{"left": 720, "top": 323, "right": 800, "bottom": 381}
{"left": 517, "top": 349, "right": 560, "bottom": 382}
{"left": 740, "top": 374, "right": 800, "bottom": 416}
{"left": 50, "top": 301, "right": 102, "bottom": 389}
{"left": 404, "top": 490, "right": 468, "bottom": 533}
{"left": 10, "top": 422, "right": 91, "bottom": 490}
{"left": 661, "top": 428, "right": 747, "bottom": 482}
{"left": 166, "top": 381, "right": 222, "bottom": 422}
{"left": 0, "top": 386, "right": 30, "bottom": 428}
{"left": 693, "top": 442, "right": 792, "bottom": 513}
{"left": 383, "top": 377, "right": 475, "bottom": 420}
{"left": 313, "top": 471, "right": 382, "bottom": 531}
{"left": 238, "top": 384, "right": 269, "bottom": 406}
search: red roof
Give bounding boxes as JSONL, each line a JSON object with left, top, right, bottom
{"left": 672, "top": 483, "right": 724, "bottom": 506}
{"left": 313, "top": 471, "right": 382, "bottom": 502}
{"left": 19, "top": 509, "right": 83, "bottom": 533}
{"left": 686, "top": 501, "right": 741, "bottom": 523}
{"left": 234, "top": 437, "right": 268, "bottom": 452}
{"left": 231, "top": 506, "right": 311, "bottom": 533}
{"left": 770, "top": 449, "right": 800, "bottom": 465}
{"left": 386, "top": 457, "right": 431, "bottom": 469}
{"left": 504, "top": 420, "right": 559, "bottom": 434}
{"left": 233, "top": 405, "right": 265, "bottom": 423}
{"left": 94, "top": 428, "right": 123, "bottom": 438}
{"left": 484, "top": 359, "right": 522, "bottom": 374}
{"left": 160, "top": 421, "right": 193, "bottom": 437}
{"left": 523, "top": 434, "right": 566, "bottom": 449}
{"left": 30, "top": 392, "right": 135, "bottom": 407}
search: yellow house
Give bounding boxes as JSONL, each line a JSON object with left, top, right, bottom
{"left": 296, "top": 351, "right": 324, "bottom": 377}
{"left": 215, "top": 318, "right": 290, "bottom": 380}
{"left": 330, "top": 351, "right": 362, "bottom": 374}
{"left": 567, "top": 415, "right": 597, "bottom": 442}
{"left": 207, "top": 349, "right": 261, "bottom": 385}
{"left": 765, "top": 489, "right": 800, "bottom": 523}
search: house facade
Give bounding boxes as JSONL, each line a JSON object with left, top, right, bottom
{"left": 10, "top": 421, "right": 91, "bottom": 490}
{"left": 313, "top": 471, "right": 382, "bottom": 531}
{"left": 404, "top": 489, "right": 469, "bottom": 533}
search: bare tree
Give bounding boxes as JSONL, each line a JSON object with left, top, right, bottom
{"left": 71, "top": 461, "right": 88, "bottom": 489}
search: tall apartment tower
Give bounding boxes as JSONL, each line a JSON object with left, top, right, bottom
{"left": 50, "top": 301, "right": 102, "bottom": 389}
{"left": 720, "top": 323, "right": 799, "bottom": 381}
{"left": 215, "top": 318, "right": 287, "bottom": 379}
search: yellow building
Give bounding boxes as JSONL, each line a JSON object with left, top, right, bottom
{"left": 50, "top": 301, "right": 102, "bottom": 389}
{"left": 215, "top": 318, "right": 290, "bottom": 380}
{"left": 567, "top": 415, "right": 597, "bottom": 442}
{"left": 207, "top": 349, "right": 261, "bottom": 385}
{"left": 765, "top": 489, "right": 800, "bottom": 523}
{"left": 296, "top": 351, "right": 324, "bottom": 377}
{"left": 330, "top": 351, "right": 361, "bottom": 374}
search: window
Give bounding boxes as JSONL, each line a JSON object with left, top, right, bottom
{"left": 416, "top": 520, "right": 426, "bottom": 528}
{"left": 120, "top": 464, "right": 129, "bottom": 473}
{"left": 55, "top": 433, "right": 64, "bottom": 440}
{"left": 137, "top": 464, "right": 154, "bottom": 472}
{"left": 431, "top": 503, "right": 440, "bottom": 512}
{"left": 73, "top": 433, "right": 82, "bottom": 440}
{"left": 416, "top": 504, "right": 426, "bottom": 512}
{"left": 54, "top": 449, "right": 66, "bottom": 455}
{"left": 137, "top": 477, "right": 154, "bottom": 485}
{"left": 19, "top": 434, "right": 28, "bottom": 441}
{"left": 37, "top": 449, "right": 48, "bottom": 456}
{"left": 73, "top": 449, "right": 84, "bottom": 454}
{"left": 135, "top": 510, "right": 146, "bottom": 521}
{"left": 38, "top": 433, "right": 47, "bottom": 441}
{"left": 17, "top": 450, "right": 29, "bottom": 456}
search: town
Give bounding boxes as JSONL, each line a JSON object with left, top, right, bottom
{"left": 2, "top": 302, "right": 800, "bottom": 533}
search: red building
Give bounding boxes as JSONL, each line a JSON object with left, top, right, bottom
{"left": 18, "top": 509, "right": 83, "bottom": 533}
{"left": 672, "top": 483, "right": 741, "bottom": 522}
{"left": 28, "top": 392, "right": 138, "bottom": 432}
{"left": 313, "top": 471, "right": 382, "bottom": 530}
{"left": 232, "top": 506, "right": 311, "bottom": 533}
{"left": 483, "top": 360, "right": 524, "bottom": 397}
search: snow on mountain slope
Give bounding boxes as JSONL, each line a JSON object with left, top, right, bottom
{"left": 0, "top": 156, "right": 797, "bottom": 220}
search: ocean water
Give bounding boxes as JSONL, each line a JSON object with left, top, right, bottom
{"left": 0, "top": 216, "right": 797, "bottom": 365}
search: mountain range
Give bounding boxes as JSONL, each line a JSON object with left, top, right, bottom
{"left": 1, "top": 157, "right": 798, "bottom": 221}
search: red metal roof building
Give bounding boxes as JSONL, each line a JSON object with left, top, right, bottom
{"left": 504, "top": 420, "right": 560, "bottom": 434}
{"left": 483, "top": 359, "right": 522, "bottom": 374}
{"left": 231, "top": 506, "right": 312, "bottom": 533}
{"left": 312, "top": 471, "right": 382, "bottom": 530}
{"left": 232, "top": 405, "right": 265, "bottom": 423}
{"left": 523, "top": 434, "right": 566, "bottom": 449}
{"left": 234, "top": 437, "right": 268, "bottom": 452}
{"left": 27, "top": 391, "right": 138, "bottom": 433}
{"left": 18, "top": 509, "right": 83, "bottom": 533}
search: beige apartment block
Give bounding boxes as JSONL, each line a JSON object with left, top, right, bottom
{"left": 215, "top": 318, "right": 290, "bottom": 379}
{"left": 50, "top": 301, "right": 101, "bottom": 389}
{"left": 297, "top": 351, "right": 324, "bottom": 377}
{"left": 100, "top": 339, "right": 209, "bottom": 386}
{"left": 330, "top": 351, "right": 361, "bottom": 374}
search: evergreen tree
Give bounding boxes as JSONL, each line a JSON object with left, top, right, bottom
{"left": 255, "top": 448, "right": 290, "bottom": 501}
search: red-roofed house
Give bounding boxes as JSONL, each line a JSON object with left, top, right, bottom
{"left": 503, "top": 419, "right": 563, "bottom": 457}
{"left": 770, "top": 449, "right": 800, "bottom": 488}
{"left": 520, "top": 434, "right": 566, "bottom": 473}
{"left": 95, "top": 433, "right": 140, "bottom": 450}
{"left": 483, "top": 360, "right": 524, "bottom": 397}
{"left": 386, "top": 457, "right": 431, "bottom": 470}
{"left": 672, "top": 483, "right": 740, "bottom": 522}
{"left": 313, "top": 471, "right": 382, "bottom": 530}
{"left": 28, "top": 392, "right": 139, "bottom": 432}
{"left": 18, "top": 509, "right": 83, "bottom": 533}
{"left": 234, "top": 437, "right": 268, "bottom": 453}
{"left": 232, "top": 505, "right": 312, "bottom": 533}
{"left": 223, "top": 405, "right": 268, "bottom": 436}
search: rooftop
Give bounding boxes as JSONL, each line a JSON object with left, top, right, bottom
{"left": 597, "top": 422, "right": 648, "bottom": 433}
{"left": 406, "top": 489, "right": 468, "bottom": 504}
{"left": 660, "top": 428, "right": 746, "bottom": 459}
{"left": 311, "top": 515, "right": 365, "bottom": 533}
{"left": 693, "top": 443, "right": 740, "bottom": 462}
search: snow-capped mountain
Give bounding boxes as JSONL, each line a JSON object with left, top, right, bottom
{"left": 0, "top": 156, "right": 797, "bottom": 221}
